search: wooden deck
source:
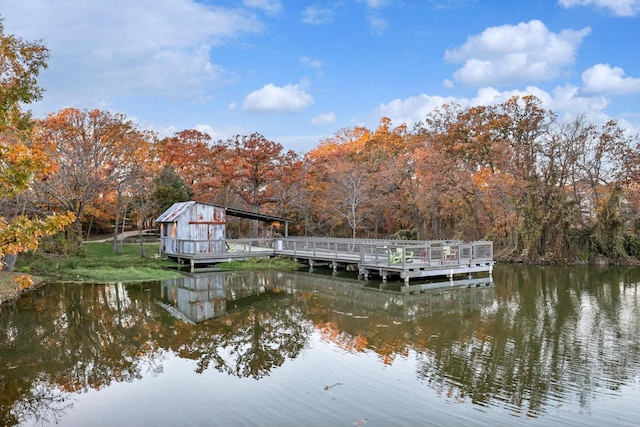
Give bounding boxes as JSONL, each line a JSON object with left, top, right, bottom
{"left": 163, "top": 237, "right": 494, "bottom": 287}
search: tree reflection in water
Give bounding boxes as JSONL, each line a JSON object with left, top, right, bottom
{"left": 1, "top": 266, "right": 640, "bottom": 425}
{"left": 412, "top": 265, "right": 640, "bottom": 417}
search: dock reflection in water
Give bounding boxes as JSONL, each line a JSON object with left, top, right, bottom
{"left": 158, "top": 270, "right": 495, "bottom": 323}
{"left": 1, "top": 266, "right": 640, "bottom": 426}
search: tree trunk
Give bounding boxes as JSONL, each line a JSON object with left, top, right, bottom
{"left": 138, "top": 225, "right": 145, "bottom": 258}
{"left": 2, "top": 254, "right": 17, "bottom": 272}
{"left": 113, "top": 186, "right": 122, "bottom": 253}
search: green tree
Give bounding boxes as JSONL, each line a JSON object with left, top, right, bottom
{"left": 152, "top": 166, "right": 192, "bottom": 215}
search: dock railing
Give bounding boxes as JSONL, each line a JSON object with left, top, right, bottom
{"left": 171, "top": 236, "right": 493, "bottom": 269}
{"left": 175, "top": 238, "right": 274, "bottom": 258}
{"left": 361, "top": 240, "right": 492, "bottom": 268}
{"left": 274, "top": 237, "right": 491, "bottom": 268}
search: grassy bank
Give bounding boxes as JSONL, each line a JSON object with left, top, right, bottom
{"left": 1, "top": 242, "right": 301, "bottom": 304}
{"left": 0, "top": 272, "right": 39, "bottom": 304}
{"left": 220, "top": 256, "right": 300, "bottom": 271}
{"left": 1, "top": 242, "right": 179, "bottom": 303}
{"left": 8, "top": 242, "right": 179, "bottom": 284}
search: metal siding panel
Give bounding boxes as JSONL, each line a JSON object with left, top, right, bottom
{"left": 155, "top": 201, "right": 196, "bottom": 222}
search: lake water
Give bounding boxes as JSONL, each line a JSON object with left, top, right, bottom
{"left": 1, "top": 265, "right": 639, "bottom": 426}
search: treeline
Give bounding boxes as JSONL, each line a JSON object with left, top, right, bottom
{"left": 2, "top": 21, "right": 640, "bottom": 266}
{"left": 12, "top": 95, "right": 640, "bottom": 264}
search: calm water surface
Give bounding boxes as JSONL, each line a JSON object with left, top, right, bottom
{"left": 1, "top": 265, "right": 639, "bottom": 426}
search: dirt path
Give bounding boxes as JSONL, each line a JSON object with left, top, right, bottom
{"left": 87, "top": 230, "right": 157, "bottom": 243}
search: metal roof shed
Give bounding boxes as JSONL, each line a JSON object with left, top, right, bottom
{"left": 155, "top": 201, "right": 291, "bottom": 258}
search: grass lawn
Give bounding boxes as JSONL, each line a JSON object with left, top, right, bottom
{"left": 1, "top": 240, "right": 300, "bottom": 304}
{"left": 4, "top": 242, "right": 179, "bottom": 292}
{"left": 1, "top": 242, "right": 181, "bottom": 303}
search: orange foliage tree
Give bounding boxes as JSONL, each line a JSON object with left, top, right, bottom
{"left": 0, "top": 20, "right": 74, "bottom": 271}
{"left": 304, "top": 126, "right": 371, "bottom": 236}
{"left": 304, "top": 119, "right": 416, "bottom": 238}
{"left": 32, "top": 108, "right": 153, "bottom": 247}
{"left": 158, "top": 129, "right": 214, "bottom": 198}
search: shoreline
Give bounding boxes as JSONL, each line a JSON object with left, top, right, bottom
{"left": 0, "top": 272, "right": 46, "bottom": 306}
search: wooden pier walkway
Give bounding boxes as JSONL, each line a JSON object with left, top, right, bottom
{"left": 163, "top": 237, "right": 494, "bottom": 289}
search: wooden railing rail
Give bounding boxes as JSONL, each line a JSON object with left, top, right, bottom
{"left": 172, "top": 237, "right": 493, "bottom": 268}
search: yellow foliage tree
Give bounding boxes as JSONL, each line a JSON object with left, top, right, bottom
{"left": 0, "top": 19, "right": 75, "bottom": 272}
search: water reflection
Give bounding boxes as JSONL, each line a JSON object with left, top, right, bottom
{"left": 0, "top": 266, "right": 639, "bottom": 426}
{"left": 159, "top": 270, "right": 495, "bottom": 324}
{"left": 159, "top": 271, "right": 290, "bottom": 323}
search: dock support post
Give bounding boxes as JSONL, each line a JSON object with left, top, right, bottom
{"left": 190, "top": 259, "right": 195, "bottom": 272}
{"left": 309, "top": 259, "right": 314, "bottom": 272}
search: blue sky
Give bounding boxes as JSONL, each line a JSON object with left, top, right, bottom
{"left": 2, "top": 0, "right": 640, "bottom": 153}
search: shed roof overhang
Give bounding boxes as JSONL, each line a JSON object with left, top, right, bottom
{"left": 225, "top": 207, "right": 291, "bottom": 236}
{"left": 155, "top": 201, "right": 291, "bottom": 236}
{"left": 225, "top": 206, "right": 290, "bottom": 224}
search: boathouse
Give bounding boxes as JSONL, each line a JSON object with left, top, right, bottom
{"left": 155, "top": 201, "right": 494, "bottom": 291}
{"left": 155, "top": 201, "right": 291, "bottom": 263}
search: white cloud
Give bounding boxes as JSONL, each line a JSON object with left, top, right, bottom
{"left": 301, "top": 56, "right": 323, "bottom": 69}
{"left": 558, "top": 0, "right": 640, "bottom": 16}
{"left": 375, "top": 84, "right": 613, "bottom": 131}
{"left": 444, "top": 20, "right": 591, "bottom": 86}
{"left": 358, "top": 0, "right": 389, "bottom": 34}
{"left": 368, "top": 15, "right": 389, "bottom": 35}
{"left": 302, "top": 6, "right": 335, "bottom": 24}
{"left": 311, "top": 111, "right": 337, "bottom": 126}
{"left": 243, "top": 0, "right": 282, "bottom": 15}
{"left": 1, "top": 0, "right": 263, "bottom": 108}
{"left": 194, "top": 123, "right": 246, "bottom": 141}
{"left": 242, "top": 83, "right": 314, "bottom": 113}
{"left": 375, "top": 94, "right": 465, "bottom": 128}
{"left": 548, "top": 84, "right": 610, "bottom": 114}
{"left": 581, "top": 64, "right": 640, "bottom": 95}
{"left": 361, "top": 0, "right": 389, "bottom": 9}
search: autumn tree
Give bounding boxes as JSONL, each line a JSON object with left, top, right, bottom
{"left": 220, "top": 133, "right": 299, "bottom": 237}
{"left": 413, "top": 103, "right": 497, "bottom": 240}
{"left": 309, "top": 119, "right": 415, "bottom": 238}
{"left": 567, "top": 118, "right": 633, "bottom": 259}
{"left": 332, "top": 163, "right": 372, "bottom": 238}
{"left": 157, "top": 129, "right": 222, "bottom": 200}
{"left": 0, "top": 19, "right": 48, "bottom": 130}
{"left": 33, "top": 108, "right": 151, "bottom": 248}
{"left": 0, "top": 20, "right": 74, "bottom": 271}
{"left": 304, "top": 127, "right": 371, "bottom": 236}
{"left": 267, "top": 157, "right": 307, "bottom": 235}
{"left": 110, "top": 130, "right": 156, "bottom": 253}
{"left": 360, "top": 119, "right": 415, "bottom": 237}
{"left": 127, "top": 172, "right": 158, "bottom": 257}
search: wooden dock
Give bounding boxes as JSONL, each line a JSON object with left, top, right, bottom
{"left": 163, "top": 237, "right": 494, "bottom": 288}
